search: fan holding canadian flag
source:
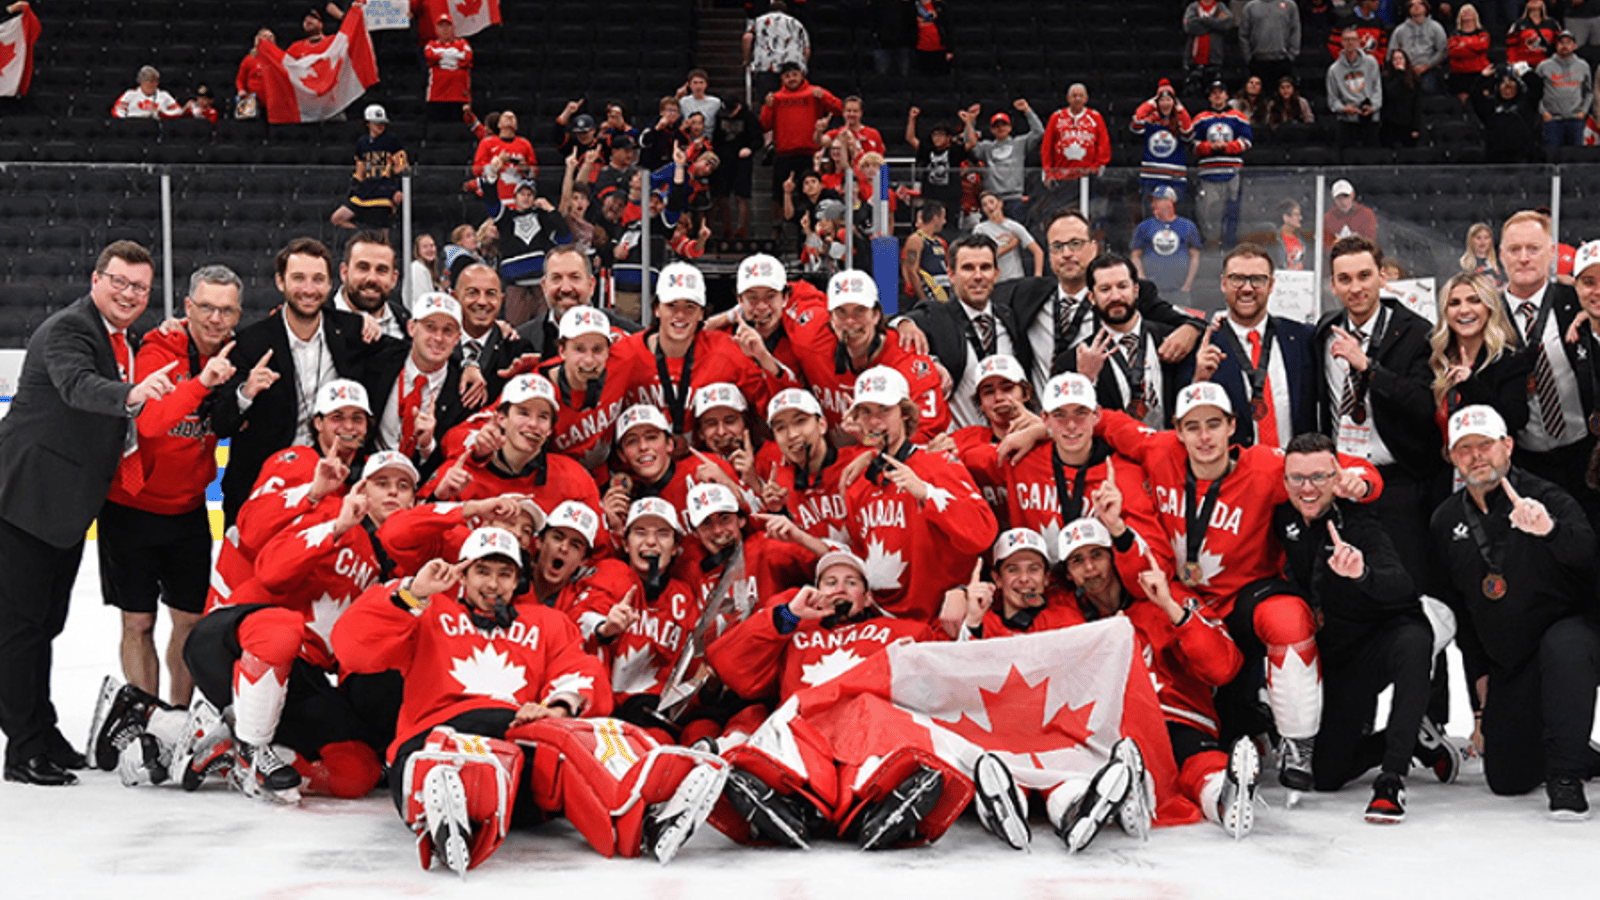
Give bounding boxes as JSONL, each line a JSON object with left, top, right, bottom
{"left": 257, "top": 0, "right": 379, "bottom": 124}
{"left": 0, "top": 1, "right": 40, "bottom": 99}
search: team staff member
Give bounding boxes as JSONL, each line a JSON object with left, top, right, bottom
{"left": 100, "top": 265, "right": 243, "bottom": 708}
{"left": 0, "top": 240, "right": 178, "bottom": 785}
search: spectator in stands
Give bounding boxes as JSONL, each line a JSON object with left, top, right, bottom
{"left": 912, "top": 0, "right": 953, "bottom": 75}
{"left": 745, "top": 0, "right": 810, "bottom": 99}
{"left": 1041, "top": 83, "right": 1111, "bottom": 186}
{"left": 964, "top": 99, "right": 1043, "bottom": 221}
{"left": 331, "top": 104, "right": 407, "bottom": 231}
{"left": 1381, "top": 48, "right": 1425, "bottom": 147}
{"left": 407, "top": 233, "right": 441, "bottom": 307}
{"left": 762, "top": 62, "right": 843, "bottom": 216}
{"left": 1266, "top": 75, "right": 1317, "bottom": 130}
{"left": 1461, "top": 221, "right": 1508, "bottom": 287}
{"left": 1329, "top": 26, "right": 1385, "bottom": 149}
{"left": 1184, "top": 0, "right": 1238, "bottom": 99}
{"left": 871, "top": 0, "right": 915, "bottom": 76}
{"left": 330, "top": 230, "right": 406, "bottom": 338}
{"left": 905, "top": 107, "right": 969, "bottom": 236}
{"left": 1130, "top": 186, "right": 1202, "bottom": 303}
{"left": 1191, "top": 80, "right": 1253, "bottom": 248}
{"left": 1240, "top": 0, "right": 1302, "bottom": 87}
{"left": 1232, "top": 75, "right": 1270, "bottom": 124}
{"left": 482, "top": 176, "right": 571, "bottom": 326}
{"left": 1472, "top": 63, "right": 1545, "bottom": 161}
{"left": 902, "top": 201, "right": 951, "bottom": 307}
{"left": 443, "top": 223, "right": 484, "bottom": 288}
{"left": 234, "top": 28, "right": 273, "bottom": 120}
{"left": 1276, "top": 198, "right": 1308, "bottom": 270}
{"left": 1427, "top": 272, "right": 1529, "bottom": 429}
{"left": 1537, "top": 30, "right": 1593, "bottom": 148}
{"left": 559, "top": 150, "right": 597, "bottom": 254}
{"left": 112, "top": 66, "right": 182, "bottom": 119}
{"left": 820, "top": 96, "right": 887, "bottom": 155}
{"left": 1324, "top": 179, "right": 1379, "bottom": 245}
{"left": 677, "top": 69, "right": 723, "bottom": 133}
{"left": 712, "top": 98, "right": 762, "bottom": 238}
{"left": 1448, "top": 4, "right": 1492, "bottom": 102}
{"left": 593, "top": 133, "right": 640, "bottom": 200}
{"left": 1570, "top": 0, "right": 1600, "bottom": 58}
{"left": 782, "top": 169, "right": 838, "bottom": 251}
{"left": 639, "top": 96, "right": 683, "bottom": 170}
{"left": 471, "top": 110, "right": 537, "bottom": 206}
{"left": 598, "top": 102, "right": 640, "bottom": 148}
{"left": 554, "top": 102, "right": 603, "bottom": 159}
{"left": 974, "top": 191, "right": 1042, "bottom": 283}
{"left": 423, "top": 13, "right": 472, "bottom": 140}
{"left": 1508, "top": 0, "right": 1560, "bottom": 68}
{"left": 286, "top": 4, "right": 343, "bottom": 58}
{"left": 1391, "top": 0, "right": 1449, "bottom": 92}
{"left": 1330, "top": 0, "right": 1391, "bottom": 62}
{"left": 181, "top": 85, "right": 219, "bottom": 124}
{"left": 802, "top": 200, "right": 849, "bottom": 277}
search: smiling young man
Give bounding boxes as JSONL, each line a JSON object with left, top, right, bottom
{"left": 540, "top": 305, "right": 648, "bottom": 473}
{"left": 363, "top": 291, "right": 471, "bottom": 480}
{"left": 759, "top": 388, "right": 864, "bottom": 545}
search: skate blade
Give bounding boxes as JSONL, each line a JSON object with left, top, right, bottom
{"left": 973, "top": 755, "right": 1031, "bottom": 851}
{"left": 652, "top": 764, "right": 728, "bottom": 865}
{"left": 1067, "top": 763, "right": 1130, "bottom": 854}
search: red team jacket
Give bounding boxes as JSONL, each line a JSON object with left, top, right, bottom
{"left": 1041, "top": 106, "right": 1112, "bottom": 179}
{"left": 609, "top": 329, "right": 773, "bottom": 434}
{"left": 206, "top": 445, "right": 339, "bottom": 610}
{"left": 769, "top": 444, "right": 869, "bottom": 545}
{"left": 565, "top": 558, "right": 703, "bottom": 698}
{"left": 110, "top": 328, "right": 224, "bottom": 515}
{"left": 787, "top": 328, "right": 951, "bottom": 443}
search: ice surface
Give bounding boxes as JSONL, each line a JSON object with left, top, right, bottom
{"left": 3, "top": 555, "right": 1594, "bottom": 900}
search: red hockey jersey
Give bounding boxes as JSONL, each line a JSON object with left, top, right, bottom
{"left": 768, "top": 444, "right": 868, "bottom": 545}
{"left": 565, "top": 558, "right": 703, "bottom": 698}
{"left": 680, "top": 532, "right": 819, "bottom": 642}
{"left": 206, "top": 445, "right": 337, "bottom": 610}
{"left": 610, "top": 329, "right": 772, "bottom": 434}
{"left": 787, "top": 328, "right": 950, "bottom": 442}
{"left": 996, "top": 438, "right": 1172, "bottom": 570}
{"left": 110, "top": 328, "right": 222, "bottom": 515}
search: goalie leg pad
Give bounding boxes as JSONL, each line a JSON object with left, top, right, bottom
{"left": 840, "top": 747, "right": 974, "bottom": 846}
{"left": 400, "top": 728, "right": 524, "bottom": 871}
{"left": 510, "top": 717, "right": 660, "bottom": 858}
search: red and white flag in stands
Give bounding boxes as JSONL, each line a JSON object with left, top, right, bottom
{"left": 257, "top": 5, "right": 379, "bottom": 123}
{"left": 740, "top": 618, "right": 1199, "bottom": 825}
{"left": 428, "top": 0, "right": 501, "bottom": 38}
{"left": 0, "top": 4, "right": 41, "bottom": 98}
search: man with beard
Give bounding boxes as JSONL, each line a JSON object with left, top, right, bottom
{"left": 1071, "top": 253, "right": 1195, "bottom": 429}
{"left": 211, "top": 237, "right": 393, "bottom": 525}
{"left": 328, "top": 231, "right": 407, "bottom": 339}
{"left": 513, "top": 247, "right": 639, "bottom": 357}
{"left": 759, "top": 388, "right": 864, "bottom": 545}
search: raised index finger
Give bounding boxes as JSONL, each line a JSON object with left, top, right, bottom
{"left": 1326, "top": 520, "right": 1345, "bottom": 547}
{"left": 216, "top": 341, "right": 236, "bottom": 360}
{"left": 1501, "top": 478, "right": 1523, "bottom": 504}
{"left": 1103, "top": 455, "right": 1117, "bottom": 487}
{"left": 969, "top": 557, "right": 984, "bottom": 587}
{"left": 255, "top": 349, "right": 273, "bottom": 368}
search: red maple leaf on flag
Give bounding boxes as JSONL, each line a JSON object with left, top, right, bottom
{"left": 456, "top": 0, "right": 483, "bottom": 17}
{"left": 939, "top": 666, "right": 1095, "bottom": 766}
{"left": 0, "top": 40, "right": 16, "bottom": 74}
{"left": 299, "top": 55, "right": 343, "bottom": 97}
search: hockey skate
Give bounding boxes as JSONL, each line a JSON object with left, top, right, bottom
{"left": 1112, "top": 738, "right": 1154, "bottom": 840}
{"left": 723, "top": 768, "right": 814, "bottom": 849}
{"left": 646, "top": 759, "right": 729, "bottom": 864}
{"left": 1365, "top": 772, "right": 1406, "bottom": 824}
{"left": 231, "top": 740, "right": 302, "bottom": 804}
{"left": 1277, "top": 735, "right": 1315, "bottom": 792}
{"left": 1217, "top": 736, "right": 1260, "bottom": 840}
{"left": 423, "top": 765, "right": 472, "bottom": 877}
{"left": 971, "top": 752, "right": 1030, "bottom": 851}
{"left": 86, "top": 676, "right": 168, "bottom": 771}
{"left": 1413, "top": 716, "right": 1460, "bottom": 784}
{"left": 116, "top": 733, "right": 171, "bottom": 787}
{"left": 1059, "top": 757, "right": 1131, "bottom": 853}
{"left": 857, "top": 766, "right": 944, "bottom": 851}
{"left": 174, "top": 700, "right": 235, "bottom": 792}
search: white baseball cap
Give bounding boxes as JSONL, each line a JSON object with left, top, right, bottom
{"left": 544, "top": 500, "right": 600, "bottom": 547}
{"left": 1448, "top": 404, "right": 1509, "bottom": 448}
{"left": 1574, "top": 240, "right": 1600, "bottom": 278}
{"left": 692, "top": 382, "right": 748, "bottom": 418}
{"left": 975, "top": 354, "right": 1027, "bottom": 388}
{"left": 767, "top": 387, "right": 825, "bottom": 423}
{"left": 657, "top": 262, "right": 707, "bottom": 306}
{"left": 827, "top": 270, "right": 879, "bottom": 310}
{"left": 1174, "top": 381, "right": 1234, "bottom": 421}
{"left": 412, "top": 291, "right": 462, "bottom": 326}
{"left": 685, "top": 482, "right": 741, "bottom": 528}
{"left": 558, "top": 305, "right": 611, "bottom": 341}
{"left": 849, "top": 365, "right": 910, "bottom": 412}
{"left": 459, "top": 526, "right": 523, "bottom": 566}
{"left": 360, "top": 449, "right": 419, "bottom": 484}
{"left": 364, "top": 104, "right": 388, "bottom": 123}
{"left": 814, "top": 548, "right": 868, "bottom": 583}
{"left": 615, "top": 404, "right": 671, "bottom": 440}
{"left": 625, "top": 497, "right": 682, "bottom": 534}
{"left": 514, "top": 498, "right": 546, "bottom": 533}
{"left": 1041, "top": 372, "right": 1098, "bottom": 413}
{"left": 994, "top": 528, "right": 1051, "bottom": 564}
{"left": 314, "top": 378, "right": 372, "bottom": 416}
{"left": 1331, "top": 178, "right": 1354, "bottom": 198}
{"left": 1058, "top": 517, "right": 1113, "bottom": 561}
{"left": 737, "top": 253, "right": 787, "bottom": 294}
{"left": 500, "top": 373, "right": 558, "bottom": 412}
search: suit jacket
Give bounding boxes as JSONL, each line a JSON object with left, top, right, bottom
{"left": 0, "top": 295, "right": 137, "bottom": 547}
{"left": 1507, "top": 281, "right": 1592, "bottom": 448}
{"left": 208, "top": 307, "right": 391, "bottom": 518}
{"left": 1209, "top": 315, "right": 1317, "bottom": 447}
{"left": 514, "top": 307, "right": 643, "bottom": 358}
{"left": 1442, "top": 343, "right": 1533, "bottom": 438}
{"left": 1080, "top": 319, "right": 1195, "bottom": 421}
{"left": 905, "top": 294, "right": 1031, "bottom": 389}
{"left": 994, "top": 275, "right": 1204, "bottom": 379}
{"left": 1313, "top": 297, "right": 1442, "bottom": 478}
{"left": 361, "top": 344, "right": 472, "bottom": 484}
{"left": 454, "top": 325, "right": 535, "bottom": 402}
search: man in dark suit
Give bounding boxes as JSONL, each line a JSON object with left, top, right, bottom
{"left": 327, "top": 230, "right": 410, "bottom": 340}
{"left": 361, "top": 292, "right": 473, "bottom": 483}
{"left": 1192, "top": 243, "right": 1317, "bottom": 448}
{"left": 1069, "top": 253, "right": 1195, "bottom": 427}
{"left": 209, "top": 237, "right": 393, "bottom": 525}
{"left": 903, "top": 234, "right": 1030, "bottom": 428}
{"left": 513, "top": 247, "right": 640, "bottom": 357}
{"left": 1313, "top": 235, "right": 1444, "bottom": 597}
{"left": 0, "top": 241, "right": 178, "bottom": 785}
{"left": 453, "top": 262, "right": 534, "bottom": 407}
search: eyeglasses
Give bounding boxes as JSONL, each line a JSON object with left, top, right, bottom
{"left": 1225, "top": 273, "right": 1272, "bottom": 289}
{"left": 102, "top": 272, "right": 151, "bottom": 297}
{"left": 1048, "top": 239, "right": 1091, "bottom": 254}
{"left": 1284, "top": 471, "right": 1338, "bottom": 487}
{"left": 190, "top": 301, "right": 240, "bottom": 320}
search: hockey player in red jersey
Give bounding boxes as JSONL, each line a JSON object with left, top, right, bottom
{"left": 599, "top": 404, "right": 742, "bottom": 538}
{"left": 838, "top": 365, "right": 998, "bottom": 626}
{"left": 956, "top": 528, "right": 1086, "bottom": 640}
{"left": 377, "top": 495, "right": 542, "bottom": 579}
{"left": 527, "top": 500, "right": 603, "bottom": 608}
{"left": 928, "top": 353, "right": 1039, "bottom": 529}
{"left": 333, "top": 526, "right": 728, "bottom": 873}
{"left": 1096, "top": 381, "right": 1384, "bottom": 792}
{"left": 541, "top": 305, "right": 649, "bottom": 473}
{"left": 690, "top": 382, "right": 771, "bottom": 498}
{"left": 704, "top": 252, "right": 829, "bottom": 385}
{"left": 758, "top": 388, "right": 866, "bottom": 545}
{"left": 706, "top": 550, "right": 974, "bottom": 850}
{"left": 787, "top": 270, "right": 951, "bottom": 443}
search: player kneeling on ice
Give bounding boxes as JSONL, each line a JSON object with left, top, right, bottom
{"left": 332, "top": 527, "right": 728, "bottom": 875}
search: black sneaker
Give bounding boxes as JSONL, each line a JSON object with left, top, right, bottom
{"left": 857, "top": 766, "right": 944, "bottom": 851}
{"left": 1548, "top": 777, "right": 1591, "bottom": 821}
{"left": 1413, "top": 716, "right": 1460, "bottom": 784}
{"left": 722, "top": 769, "right": 813, "bottom": 849}
{"left": 1364, "top": 772, "right": 1406, "bottom": 824}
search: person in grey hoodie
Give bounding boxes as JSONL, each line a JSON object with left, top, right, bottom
{"left": 1390, "top": 0, "right": 1449, "bottom": 93}
{"left": 1184, "top": 0, "right": 1238, "bottom": 97}
{"left": 962, "top": 98, "right": 1045, "bottom": 222}
{"left": 1536, "top": 31, "right": 1593, "bottom": 148}
{"left": 1240, "top": 0, "right": 1301, "bottom": 88}
{"left": 1328, "top": 25, "right": 1383, "bottom": 148}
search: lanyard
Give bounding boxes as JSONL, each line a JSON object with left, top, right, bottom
{"left": 555, "top": 365, "right": 604, "bottom": 411}
{"left": 1219, "top": 319, "right": 1277, "bottom": 403}
{"left": 793, "top": 443, "right": 837, "bottom": 491}
{"left": 654, "top": 334, "right": 697, "bottom": 432}
{"left": 1182, "top": 463, "right": 1227, "bottom": 572}
{"left": 1462, "top": 488, "right": 1510, "bottom": 599}
{"left": 1050, "top": 446, "right": 1092, "bottom": 522}
{"left": 1105, "top": 327, "right": 1151, "bottom": 415}
{"left": 865, "top": 440, "right": 915, "bottom": 485}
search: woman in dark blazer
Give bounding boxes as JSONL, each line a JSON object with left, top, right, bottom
{"left": 1428, "top": 271, "right": 1531, "bottom": 438}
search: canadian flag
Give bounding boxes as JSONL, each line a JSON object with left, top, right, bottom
{"left": 0, "top": 4, "right": 40, "bottom": 98}
{"left": 258, "top": 5, "right": 379, "bottom": 124}
{"left": 426, "top": 0, "right": 501, "bottom": 38}
{"left": 735, "top": 618, "right": 1199, "bottom": 826}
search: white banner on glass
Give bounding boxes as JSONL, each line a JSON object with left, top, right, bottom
{"left": 364, "top": 0, "right": 411, "bottom": 30}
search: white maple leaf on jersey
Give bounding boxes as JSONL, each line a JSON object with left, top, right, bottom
{"left": 863, "top": 537, "right": 906, "bottom": 591}
{"left": 610, "top": 643, "right": 658, "bottom": 696}
{"left": 304, "top": 592, "right": 351, "bottom": 653}
{"left": 1064, "top": 144, "right": 1087, "bottom": 160}
{"left": 826, "top": 522, "right": 852, "bottom": 547}
{"left": 1169, "top": 530, "right": 1225, "bottom": 586}
{"left": 800, "top": 648, "right": 866, "bottom": 688}
{"left": 449, "top": 645, "right": 528, "bottom": 703}
{"left": 1038, "top": 518, "right": 1065, "bottom": 563}
{"left": 299, "top": 519, "right": 339, "bottom": 549}
{"left": 923, "top": 484, "right": 955, "bottom": 512}
{"left": 279, "top": 483, "right": 312, "bottom": 510}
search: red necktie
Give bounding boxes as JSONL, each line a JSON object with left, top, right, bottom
{"left": 111, "top": 332, "right": 146, "bottom": 495}
{"left": 397, "top": 373, "right": 427, "bottom": 457}
{"left": 1249, "top": 330, "right": 1281, "bottom": 449}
